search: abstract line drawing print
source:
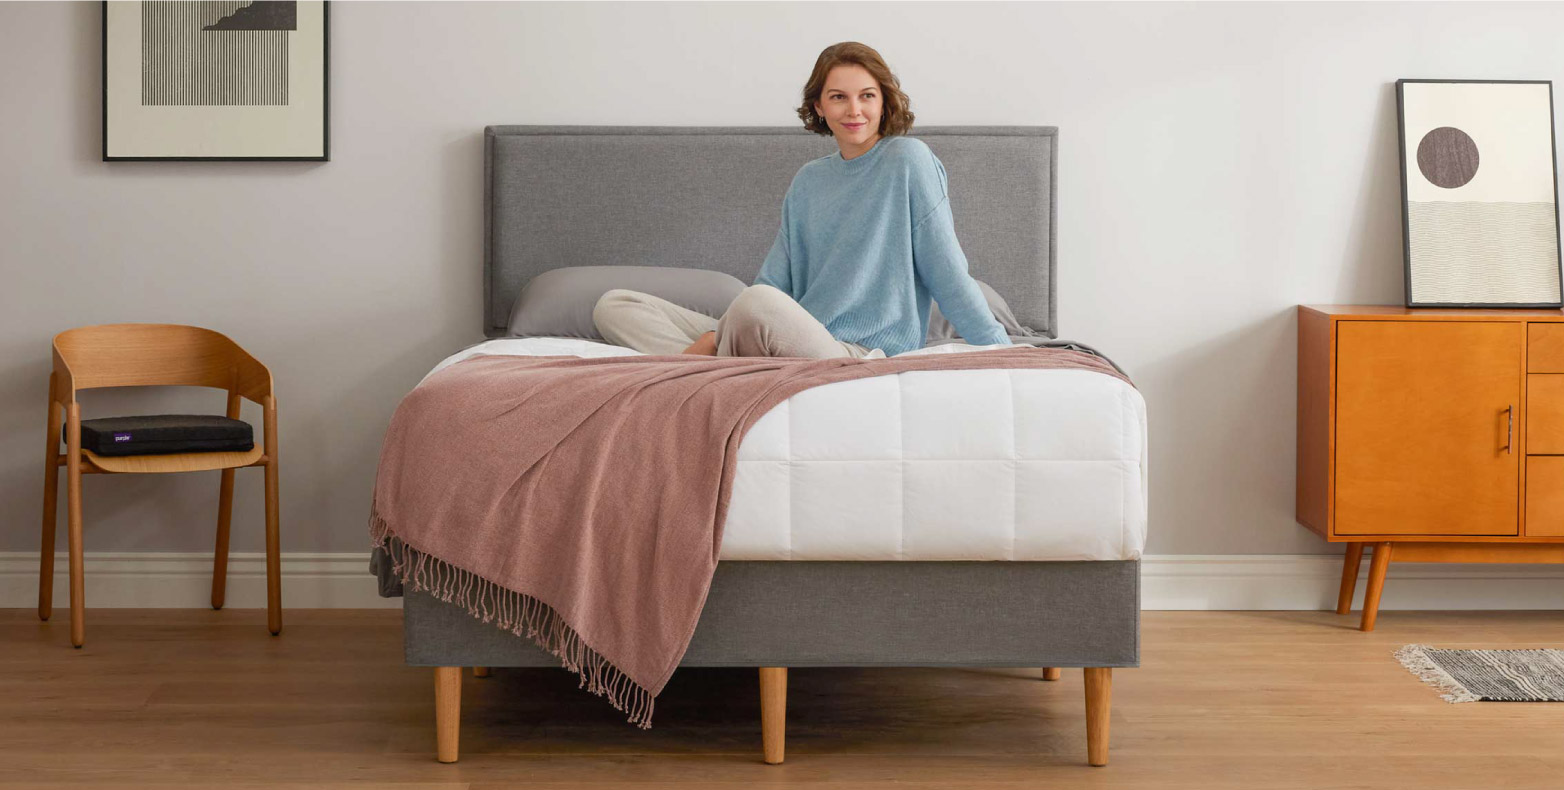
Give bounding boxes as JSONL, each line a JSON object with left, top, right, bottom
{"left": 141, "top": 1, "right": 296, "bottom": 107}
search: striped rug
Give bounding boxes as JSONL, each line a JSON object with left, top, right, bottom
{"left": 1396, "top": 645, "right": 1564, "bottom": 703}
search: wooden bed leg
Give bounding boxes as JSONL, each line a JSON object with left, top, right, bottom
{"left": 759, "top": 667, "right": 786, "bottom": 764}
{"left": 1084, "top": 667, "right": 1111, "bottom": 767}
{"left": 1336, "top": 542, "right": 1364, "bottom": 615}
{"left": 472, "top": 666, "right": 491, "bottom": 678}
{"left": 1360, "top": 542, "right": 1393, "bottom": 632}
{"left": 435, "top": 666, "right": 461, "bottom": 763}
{"left": 1042, "top": 667, "right": 1062, "bottom": 681}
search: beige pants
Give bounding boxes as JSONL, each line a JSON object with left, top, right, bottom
{"left": 592, "top": 284, "right": 885, "bottom": 359}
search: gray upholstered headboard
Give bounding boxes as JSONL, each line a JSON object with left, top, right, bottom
{"left": 484, "top": 125, "right": 1057, "bottom": 339}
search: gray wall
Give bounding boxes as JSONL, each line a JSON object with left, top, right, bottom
{"left": 3, "top": 1, "right": 1561, "bottom": 556}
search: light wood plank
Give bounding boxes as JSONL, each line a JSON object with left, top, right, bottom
{"left": 6, "top": 609, "right": 1564, "bottom": 787}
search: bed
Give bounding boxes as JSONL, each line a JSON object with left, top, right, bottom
{"left": 373, "top": 125, "right": 1148, "bottom": 767}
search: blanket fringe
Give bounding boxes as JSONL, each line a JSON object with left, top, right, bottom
{"left": 1394, "top": 644, "right": 1480, "bottom": 704}
{"left": 370, "top": 511, "right": 657, "bottom": 728}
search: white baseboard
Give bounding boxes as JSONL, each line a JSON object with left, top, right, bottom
{"left": 1142, "top": 554, "right": 1564, "bottom": 611}
{"left": 1, "top": 551, "right": 401, "bottom": 609}
{"left": 2, "top": 552, "right": 1562, "bottom": 610}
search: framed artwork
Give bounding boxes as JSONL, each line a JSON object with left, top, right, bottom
{"left": 1397, "top": 79, "right": 1561, "bottom": 308}
{"left": 103, "top": 1, "right": 329, "bottom": 161}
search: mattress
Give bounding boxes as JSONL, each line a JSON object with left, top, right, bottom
{"left": 423, "top": 338, "right": 1148, "bottom": 562}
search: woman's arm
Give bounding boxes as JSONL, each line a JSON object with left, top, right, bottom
{"left": 910, "top": 161, "right": 1010, "bottom": 347}
{"left": 753, "top": 197, "right": 794, "bottom": 296}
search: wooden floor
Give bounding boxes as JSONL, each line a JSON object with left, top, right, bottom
{"left": 4, "top": 608, "right": 1564, "bottom": 788}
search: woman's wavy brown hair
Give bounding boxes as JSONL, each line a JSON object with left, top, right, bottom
{"left": 796, "top": 42, "right": 915, "bottom": 138}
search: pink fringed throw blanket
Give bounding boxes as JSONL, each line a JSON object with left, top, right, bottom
{"left": 369, "top": 347, "right": 1131, "bottom": 727}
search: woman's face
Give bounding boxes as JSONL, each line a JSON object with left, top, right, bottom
{"left": 814, "top": 64, "right": 882, "bottom": 148}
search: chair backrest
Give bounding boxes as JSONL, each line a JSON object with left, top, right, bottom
{"left": 53, "top": 324, "right": 246, "bottom": 392}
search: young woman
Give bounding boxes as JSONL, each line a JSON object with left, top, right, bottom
{"left": 593, "top": 41, "right": 1009, "bottom": 358}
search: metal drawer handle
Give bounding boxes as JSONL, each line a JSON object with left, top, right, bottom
{"left": 1504, "top": 405, "right": 1514, "bottom": 454}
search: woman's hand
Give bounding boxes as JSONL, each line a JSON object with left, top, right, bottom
{"left": 681, "top": 330, "right": 718, "bottom": 356}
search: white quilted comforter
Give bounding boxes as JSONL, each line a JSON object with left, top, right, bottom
{"left": 425, "top": 338, "right": 1148, "bottom": 562}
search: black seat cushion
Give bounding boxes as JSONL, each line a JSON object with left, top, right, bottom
{"left": 69, "top": 415, "right": 255, "bottom": 457}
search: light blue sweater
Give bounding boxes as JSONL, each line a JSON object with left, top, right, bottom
{"left": 754, "top": 135, "right": 1011, "bottom": 358}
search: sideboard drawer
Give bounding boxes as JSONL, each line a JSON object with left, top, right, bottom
{"left": 1527, "top": 457, "right": 1564, "bottom": 537}
{"left": 1530, "top": 323, "right": 1564, "bottom": 373}
{"left": 1529, "top": 375, "right": 1564, "bottom": 454}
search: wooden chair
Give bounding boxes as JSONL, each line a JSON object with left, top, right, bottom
{"left": 38, "top": 324, "right": 281, "bottom": 647}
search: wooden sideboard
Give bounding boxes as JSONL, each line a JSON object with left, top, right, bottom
{"left": 1297, "top": 305, "right": 1564, "bottom": 631}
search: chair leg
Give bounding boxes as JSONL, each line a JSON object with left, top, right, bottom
{"left": 1042, "top": 667, "right": 1062, "bottom": 681}
{"left": 1360, "top": 542, "right": 1393, "bottom": 632}
{"left": 211, "top": 467, "right": 235, "bottom": 610}
{"left": 760, "top": 667, "right": 787, "bottom": 765}
{"left": 1336, "top": 542, "right": 1365, "bottom": 615}
{"left": 1084, "top": 667, "right": 1112, "bottom": 767}
{"left": 213, "top": 390, "right": 241, "bottom": 610}
{"left": 39, "top": 376, "right": 60, "bottom": 622}
{"left": 435, "top": 666, "right": 461, "bottom": 763}
{"left": 263, "top": 396, "right": 281, "bottom": 636}
{"left": 65, "top": 402, "right": 85, "bottom": 649}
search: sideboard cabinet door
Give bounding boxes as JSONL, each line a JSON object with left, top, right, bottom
{"left": 1334, "top": 321, "right": 1521, "bottom": 536}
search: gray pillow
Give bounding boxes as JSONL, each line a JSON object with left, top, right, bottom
{"left": 925, "top": 278, "right": 1043, "bottom": 344}
{"left": 507, "top": 265, "right": 747, "bottom": 340}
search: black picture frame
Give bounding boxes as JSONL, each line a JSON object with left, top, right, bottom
{"left": 1396, "top": 78, "right": 1562, "bottom": 308}
{"left": 102, "top": 1, "right": 330, "bottom": 162}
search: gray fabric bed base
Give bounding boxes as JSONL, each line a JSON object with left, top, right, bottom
{"left": 402, "top": 560, "right": 1140, "bottom": 669}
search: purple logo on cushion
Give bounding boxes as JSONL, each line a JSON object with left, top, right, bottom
{"left": 113, "top": 433, "right": 132, "bottom": 442}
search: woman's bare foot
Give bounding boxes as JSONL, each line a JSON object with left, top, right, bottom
{"left": 681, "top": 330, "right": 718, "bottom": 356}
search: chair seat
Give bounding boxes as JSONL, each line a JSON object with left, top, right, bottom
{"left": 81, "top": 445, "right": 264, "bottom": 474}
